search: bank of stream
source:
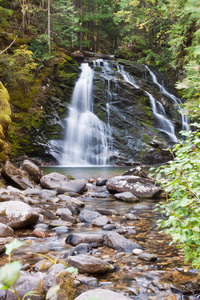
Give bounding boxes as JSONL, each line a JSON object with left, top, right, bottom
{"left": 1, "top": 166, "right": 199, "bottom": 300}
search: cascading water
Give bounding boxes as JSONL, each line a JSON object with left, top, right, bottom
{"left": 61, "top": 63, "right": 112, "bottom": 166}
{"left": 117, "top": 63, "right": 178, "bottom": 142}
{"left": 146, "top": 66, "right": 189, "bottom": 131}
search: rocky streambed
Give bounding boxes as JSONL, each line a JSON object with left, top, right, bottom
{"left": 0, "top": 160, "right": 199, "bottom": 300}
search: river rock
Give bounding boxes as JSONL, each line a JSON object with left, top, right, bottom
{"left": 40, "top": 172, "right": 69, "bottom": 189}
{"left": 104, "top": 231, "right": 143, "bottom": 252}
{"left": 76, "top": 274, "right": 99, "bottom": 286}
{"left": 96, "top": 178, "right": 108, "bottom": 186}
{"left": 106, "top": 175, "right": 163, "bottom": 198}
{"left": 123, "top": 166, "right": 148, "bottom": 178}
{"left": 79, "top": 209, "right": 101, "bottom": 223}
{"left": 57, "top": 179, "right": 87, "bottom": 194}
{"left": 1, "top": 161, "right": 34, "bottom": 189}
{"left": 114, "top": 192, "right": 138, "bottom": 202}
{"left": 138, "top": 252, "right": 158, "bottom": 262}
{"left": 66, "top": 254, "right": 115, "bottom": 274}
{"left": 74, "top": 288, "right": 132, "bottom": 300}
{"left": 95, "top": 208, "right": 118, "bottom": 216}
{"left": 20, "top": 159, "right": 44, "bottom": 184}
{"left": 6, "top": 273, "right": 45, "bottom": 300}
{"left": 0, "top": 201, "right": 39, "bottom": 229}
{"left": 73, "top": 243, "right": 92, "bottom": 255}
{"left": 66, "top": 233, "right": 104, "bottom": 246}
{"left": 0, "top": 222, "right": 14, "bottom": 237}
{"left": 92, "top": 215, "right": 109, "bottom": 227}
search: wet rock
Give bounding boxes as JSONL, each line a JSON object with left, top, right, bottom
{"left": 74, "top": 288, "right": 132, "bottom": 300}
{"left": 76, "top": 274, "right": 99, "bottom": 286}
{"left": 0, "top": 236, "right": 14, "bottom": 255}
{"left": 66, "top": 254, "right": 115, "bottom": 274}
{"left": 79, "top": 209, "right": 101, "bottom": 223}
{"left": 0, "top": 222, "right": 14, "bottom": 237}
{"left": 33, "top": 228, "right": 54, "bottom": 238}
{"left": 56, "top": 208, "right": 72, "bottom": 216}
{"left": 40, "top": 172, "right": 69, "bottom": 189}
{"left": 73, "top": 243, "right": 92, "bottom": 255}
{"left": 106, "top": 175, "right": 163, "bottom": 198}
{"left": 43, "top": 209, "right": 57, "bottom": 220}
{"left": 114, "top": 192, "right": 138, "bottom": 202}
{"left": 104, "top": 231, "right": 143, "bottom": 252}
{"left": 6, "top": 273, "right": 45, "bottom": 300}
{"left": 95, "top": 208, "right": 118, "bottom": 216}
{"left": 123, "top": 166, "right": 148, "bottom": 178}
{"left": 0, "top": 201, "right": 39, "bottom": 229}
{"left": 125, "top": 213, "right": 138, "bottom": 220}
{"left": 96, "top": 178, "right": 108, "bottom": 186}
{"left": 60, "top": 212, "right": 77, "bottom": 224}
{"left": 1, "top": 161, "right": 34, "bottom": 189}
{"left": 72, "top": 50, "right": 84, "bottom": 62}
{"left": 66, "top": 233, "right": 104, "bottom": 246}
{"left": 65, "top": 202, "right": 80, "bottom": 215}
{"left": 57, "top": 179, "right": 87, "bottom": 194}
{"left": 68, "top": 197, "right": 85, "bottom": 207}
{"left": 49, "top": 220, "right": 73, "bottom": 228}
{"left": 20, "top": 159, "right": 44, "bottom": 184}
{"left": 152, "top": 278, "right": 172, "bottom": 290}
{"left": 138, "top": 252, "right": 158, "bottom": 262}
{"left": 103, "top": 224, "right": 117, "bottom": 230}
{"left": 92, "top": 215, "right": 109, "bottom": 227}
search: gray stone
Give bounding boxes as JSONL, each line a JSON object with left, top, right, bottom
{"left": 95, "top": 208, "right": 118, "bottom": 216}
{"left": 92, "top": 215, "right": 109, "bottom": 227}
{"left": 66, "top": 254, "right": 115, "bottom": 274}
{"left": 0, "top": 201, "right": 39, "bottom": 229}
{"left": 74, "top": 288, "right": 132, "bottom": 300}
{"left": 57, "top": 179, "right": 87, "bottom": 194}
{"left": 56, "top": 208, "right": 72, "bottom": 216}
{"left": 40, "top": 172, "right": 69, "bottom": 189}
{"left": 6, "top": 274, "right": 45, "bottom": 300}
{"left": 114, "top": 192, "right": 138, "bottom": 202}
{"left": 73, "top": 243, "right": 92, "bottom": 255}
{"left": 66, "top": 233, "right": 104, "bottom": 246}
{"left": 96, "top": 178, "right": 108, "bottom": 186}
{"left": 106, "top": 175, "right": 163, "bottom": 198}
{"left": 79, "top": 209, "right": 101, "bottom": 223}
{"left": 138, "top": 252, "right": 158, "bottom": 262}
{"left": 76, "top": 274, "right": 99, "bottom": 286}
{"left": 104, "top": 231, "right": 143, "bottom": 252}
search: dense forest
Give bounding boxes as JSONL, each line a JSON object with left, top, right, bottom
{"left": 0, "top": 0, "right": 199, "bottom": 163}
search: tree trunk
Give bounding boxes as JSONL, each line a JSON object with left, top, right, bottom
{"left": 48, "top": 0, "right": 51, "bottom": 52}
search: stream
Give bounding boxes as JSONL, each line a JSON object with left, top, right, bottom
{"left": 5, "top": 167, "right": 199, "bottom": 300}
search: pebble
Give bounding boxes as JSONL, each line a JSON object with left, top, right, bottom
{"left": 133, "top": 249, "right": 144, "bottom": 255}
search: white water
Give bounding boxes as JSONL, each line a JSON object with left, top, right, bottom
{"left": 146, "top": 66, "right": 189, "bottom": 131}
{"left": 61, "top": 63, "right": 112, "bottom": 166}
{"left": 116, "top": 63, "right": 178, "bottom": 142}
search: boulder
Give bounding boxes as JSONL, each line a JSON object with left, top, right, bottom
{"left": 71, "top": 50, "right": 84, "bottom": 62}
{"left": 66, "top": 233, "right": 104, "bottom": 246}
{"left": 104, "top": 231, "right": 143, "bottom": 252}
{"left": 1, "top": 161, "right": 34, "bottom": 189}
{"left": 0, "top": 201, "right": 39, "bottom": 229}
{"left": 66, "top": 254, "right": 115, "bottom": 274}
{"left": 122, "top": 166, "right": 148, "bottom": 178}
{"left": 20, "top": 159, "right": 43, "bottom": 184}
{"left": 57, "top": 179, "right": 87, "bottom": 194}
{"left": 40, "top": 172, "right": 69, "bottom": 189}
{"left": 74, "top": 288, "right": 132, "bottom": 300}
{"left": 106, "top": 175, "right": 163, "bottom": 198}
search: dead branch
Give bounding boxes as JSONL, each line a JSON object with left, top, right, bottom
{"left": 0, "top": 35, "right": 18, "bottom": 55}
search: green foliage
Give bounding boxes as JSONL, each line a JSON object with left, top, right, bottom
{"left": 152, "top": 125, "right": 200, "bottom": 268}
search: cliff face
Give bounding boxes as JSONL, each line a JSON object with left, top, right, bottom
{"left": 0, "top": 82, "right": 11, "bottom": 163}
{"left": 91, "top": 59, "right": 182, "bottom": 165}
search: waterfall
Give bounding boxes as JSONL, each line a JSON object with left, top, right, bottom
{"left": 116, "top": 63, "right": 178, "bottom": 142}
{"left": 61, "top": 63, "right": 112, "bottom": 166}
{"left": 146, "top": 66, "right": 189, "bottom": 131}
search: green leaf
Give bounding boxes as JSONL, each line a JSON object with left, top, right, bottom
{"left": 0, "top": 261, "right": 22, "bottom": 287}
{"left": 5, "top": 239, "right": 25, "bottom": 256}
{"left": 66, "top": 267, "right": 78, "bottom": 275}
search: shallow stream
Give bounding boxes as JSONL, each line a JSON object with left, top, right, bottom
{"left": 4, "top": 167, "right": 199, "bottom": 299}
